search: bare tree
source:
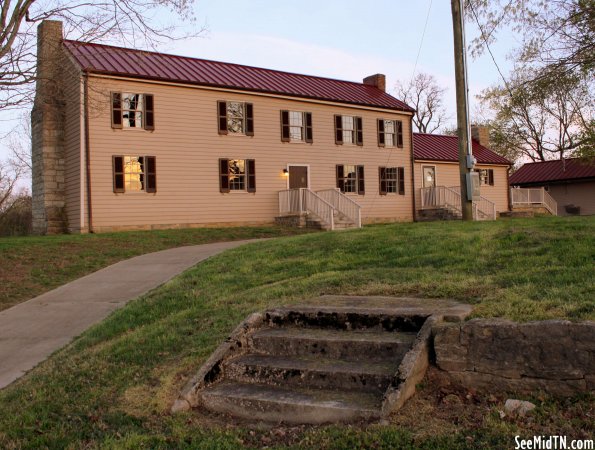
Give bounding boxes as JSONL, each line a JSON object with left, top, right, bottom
{"left": 479, "top": 70, "right": 594, "bottom": 163}
{"left": 394, "top": 73, "right": 449, "bottom": 134}
{"left": 467, "top": 0, "right": 594, "bottom": 89}
{"left": 0, "top": 0, "right": 204, "bottom": 111}
{"left": 0, "top": 159, "right": 22, "bottom": 213}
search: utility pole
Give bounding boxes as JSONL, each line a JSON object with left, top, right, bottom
{"left": 451, "top": 0, "right": 475, "bottom": 220}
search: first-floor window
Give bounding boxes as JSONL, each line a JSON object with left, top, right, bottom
{"left": 336, "top": 164, "right": 365, "bottom": 194}
{"left": 379, "top": 166, "right": 405, "bottom": 195}
{"left": 476, "top": 168, "right": 494, "bottom": 185}
{"left": 219, "top": 159, "right": 256, "bottom": 193}
{"left": 112, "top": 155, "right": 156, "bottom": 193}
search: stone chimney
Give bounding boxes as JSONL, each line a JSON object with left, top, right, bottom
{"left": 31, "top": 20, "right": 66, "bottom": 234}
{"left": 471, "top": 125, "right": 490, "bottom": 148}
{"left": 363, "top": 74, "right": 386, "bottom": 92}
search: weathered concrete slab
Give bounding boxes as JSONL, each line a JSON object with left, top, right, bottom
{"left": 0, "top": 240, "right": 259, "bottom": 389}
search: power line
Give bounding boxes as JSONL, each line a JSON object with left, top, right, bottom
{"left": 410, "top": 0, "right": 433, "bottom": 83}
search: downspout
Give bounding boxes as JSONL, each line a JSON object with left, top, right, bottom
{"left": 83, "top": 72, "right": 94, "bottom": 233}
{"left": 409, "top": 115, "right": 417, "bottom": 221}
{"left": 506, "top": 166, "right": 512, "bottom": 212}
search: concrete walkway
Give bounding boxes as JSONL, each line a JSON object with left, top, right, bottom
{"left": 0, "top": 239, "right": 257, "bottom": 389}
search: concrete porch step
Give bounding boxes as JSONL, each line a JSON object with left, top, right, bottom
{"left": 251, "top": 326, "right": 416, "bottom": 360}
{"left": 225, "top": 353, "right": 397, "bottom": 392}
{"left": 201, "top": 380, "right": 383, "bottom": 424}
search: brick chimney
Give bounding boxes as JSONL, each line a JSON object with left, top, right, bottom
{"left": 31, "top": 20, "right": 66, "bottom": 234}
{"left": 471, "top": 125, "right": 490, "bottom": 148}
{"left": 363, "top": 74, "right": 386, "bottom": 92}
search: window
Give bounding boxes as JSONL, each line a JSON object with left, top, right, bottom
{"left": 377, "top": 119, "right": 403, "bottom": 148}
{"left": 476, "top": 168, "right": 494, "bottom": 186}
{"left": 379, "top": 167, "right": 405, "bottom": 195}
{"left": 280, "top": 111, "right": 313, "bottom": 143}
{"left": 219, "top": 159, "right": 256, "bottom": 193}
{"left": 112, "top": 156, "right": 156, "bottom": 193}
{"left": 336, "top": 165, "right": 365, "bottom": 194}
{"left": 111, "top": 93, "right": 154, "bottom": 130}
{"left": 217, "top": 101, "right": 254, "bottom": 136}
{"left": 334, "top": 115, "right": 363, "bottom": 145}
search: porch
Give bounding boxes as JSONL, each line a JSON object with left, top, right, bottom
{"left": 510, "top": 187, "right": 557, "bottom": 216}
{"left": 277, "top": 188, "right": 362, "bottom": 231}
{"left": 418, "top": 186, "right": 497, "bottom": 221}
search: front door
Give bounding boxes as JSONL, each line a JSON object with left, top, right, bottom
{"left": 422, "top": 166, "right": 436, "bottom": 188}
{"left": 288, "top": 165, "right": 309, "bottom": 189}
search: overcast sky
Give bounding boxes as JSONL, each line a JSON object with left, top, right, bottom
{"left": 1, "top": 0, "right": 518, "bottom": 179}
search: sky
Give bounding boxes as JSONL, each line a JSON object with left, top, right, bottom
{"left": 0, "top": 0, "right": 518, "bottom": 183}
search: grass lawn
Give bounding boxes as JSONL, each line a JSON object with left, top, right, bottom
{"left": 0, "top": 216, "right": 593, "bottom": 449}
{"left": 0, "top": 225, "right": 313, "bottom": 312}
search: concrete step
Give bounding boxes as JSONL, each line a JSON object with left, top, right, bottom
{"left": 251, "top": 326, "right": 416, "bottom": 360}
{"left": 225, "top": 353, "right": 397, "bottom": 392}
{"left": 201, "top": 381, "right": 383, "bottom": 424}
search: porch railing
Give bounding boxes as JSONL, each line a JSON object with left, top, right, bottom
{"left": 420, "top": 186, "right": 497, "bottom": 220}
{"left": 510, "top": 187, "right": 557, "bottom": 215}
{"left": 278, "top": 188, "right": 335, "bottom": 230}
{"left": 316, "top": 188, "right": 362, "bottom": 228}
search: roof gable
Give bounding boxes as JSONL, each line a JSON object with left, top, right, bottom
{"left": 413, "top": 133, "right": 511, "bottom": 165}
{"left": 509, "top": 158, "right": 595, "bottom": 185}
{"left": 63, "top": 40, "right": 413, "bottom": 112}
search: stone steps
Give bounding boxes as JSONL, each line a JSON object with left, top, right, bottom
{"left": 173, "top": 296, "right": 473, "bottom": 424}
{"left": 201, "top": 380, "right": 383, "bottom": 424}
{"left": 225, "top": 353, "right": 397, "bottom": 392}
{"left": 251, "top": 327, "right": 416, "bottom": 360}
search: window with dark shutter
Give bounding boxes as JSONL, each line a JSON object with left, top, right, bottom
{"left": 356, "top": 117, "right": 363, "bottom": 146}
{"left": 245, "top": 103, "right": 254, "bottom": 136}
{"left": 397, "top": 121, "right": 404, "bottom": 148}
{"left": 335, "top": 115, "right": 343, "bottom": 144}
{"left": 144, "top": 94, "right": 154, "bottom": 130}
{"left": 280, "top": 110, "right": 290, "bottom": 142}
{"left": 336, "top": 165, "right": 345, "bottom": 191}
{"left": 217, "top": 101, "right": 228, "bottom": 135}
{"left": 219, "top": 158, "right": 230, "bottom": 192}
{"left": 357, "top": 165, "right": 365, "bottom": 194}
{"left": 111, "top": 93, "right": 122, "bottom": 129}
{"left": 398, "top": 167, "right": 405, "bottom": 195}
{"left": 379, "top": 167, "right": 387, "bottom": 195}
{"left": 146, "top": 156, "right": 156, "bottom": 193}
{"left": 378, "top": 119, "right": 385, "bottom": 147}
{"left": 488, "top": 169, "right": 494, "bottom": 186}
{"left": 113, "top": 156, "right": 124, "bottom": 192}
{"left": 247, "top": 159, "right": 256, "bottom": 192}
{"left": 305, "top": 112, "right": 313, "bottom": 143}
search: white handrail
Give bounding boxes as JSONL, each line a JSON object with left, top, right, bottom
{"left": 315, "top": 188, "right": 362, "bottom": 228}
{"left": 420, "top": 186, "right": 496, "bottom": 220}
{"left": 278, "top": 188, "right": 335, "bottom": 229}
{"left": 510, "top": 187, "right": 557, "bottom": 215}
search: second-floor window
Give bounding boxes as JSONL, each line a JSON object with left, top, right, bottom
{"left": 280, "top": 111, "right": 313, "bottom": 143}
{"left": 378, "top": 119, "right": 403, "bottom": 148}
{"left": 218, "top": 101, "right": 254, "bottom": 136}
{"left": 335, "top": 115, "right": 363, "bottom": 146}
{"left": 111, "top": 93, "right": 154, "bottom": 130}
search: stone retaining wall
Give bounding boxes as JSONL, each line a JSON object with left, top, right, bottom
{"left": 433, "top": 319, "right": 595, "bottom": 396}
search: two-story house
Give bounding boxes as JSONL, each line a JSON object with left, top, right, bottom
{"left": 32, "top": 21, "right": 416, "bottom": 234}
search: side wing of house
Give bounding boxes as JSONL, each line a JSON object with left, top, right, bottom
{"left": 544, "top": 181, "right": 595, "bottom": 216}
{"left": 414, "top": 161, "right": 510, "bottom": 214}
{"left": 83, "top": 76, "right": 414, "bottom": 231}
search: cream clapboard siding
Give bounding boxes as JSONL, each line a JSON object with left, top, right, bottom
{"left": 547, "top": 181, "right": 595, "bottom": 216}
{"left": 414, "top": 161, "right": 510, "bottom": 214}
{"left": 85, "top": 76, "right": 414, "bottom": 230}
{"left": 63, "top": 54, "right": 83, "bottom": 232}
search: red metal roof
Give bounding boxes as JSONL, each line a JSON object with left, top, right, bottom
{"left": 63, "top": 40, "right": 413, "bottom": 112}
{"left": 413, "top": 133, "right": 511, "bottom": 165}
{"left": 509, "top": 158, "right": 595, "bottom": 185}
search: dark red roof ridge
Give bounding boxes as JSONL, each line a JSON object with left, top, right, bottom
{"left": 509, "top": 157, "right": 595, "bottom": 185}
{"left": 412, "top": 132, "right": 512, "bottom": 165}
{"left": 63, "top": 39, "right": 414, "bottom": 112}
